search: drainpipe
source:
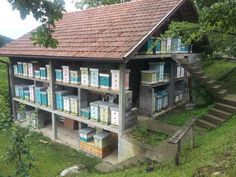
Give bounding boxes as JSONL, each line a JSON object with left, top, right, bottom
{"left": 0, "top": 60, "right": 13, "bottom": 116}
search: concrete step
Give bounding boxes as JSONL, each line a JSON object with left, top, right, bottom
{"left": 196, "top": 119, "right": 217, "bottom": 129}
{"left": 203, "top": 114, "right": 226, "bottom": 125}
{"left": 189, "top": 66, "right": 200, "bottom": 73}
{"left": 211, "top": 85, "right": 222, "bottom": 92}
{"left": 182, "top": 62, "right": 194, "bottom": 68}
{"left": 221, "top": 96, "right": 236, "bottom": 107}
{"left": 194, "top": 71, "right": 205, "bottom": 77}
{"left": 206, "top": 80, "right": 217, "bottom": 87}
{"left": 208, "top": 108, "right": 232, "bottom": 119}
{"left": 199, "top": 76, "right": 210, "bottom": 82}
{"left": 217, "top": 89, "right": 228, "bottom": 97}
{"left": 214, "top": 103, "right": 236, "bottom": 113}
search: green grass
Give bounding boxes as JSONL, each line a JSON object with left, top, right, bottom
{"left": 203, "top": 60, "right": 236, "bottom": 94}
{"left": 158, "top": 106, "right": 210, "bottom": 126}
{"left": 129, "top": 123, "right": 168, "bottom": 146}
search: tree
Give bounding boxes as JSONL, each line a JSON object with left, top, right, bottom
{"left": 74, "top": 0, "right": 131, "bottom": 9}
{"left": 8, "top": 0, "right": 66, "bottom": 48}
{"left": 165, "top": 0, "right": 236, "bottom": 57}
{"left": 0, "top": 35, "right": 12, "bottom": 48}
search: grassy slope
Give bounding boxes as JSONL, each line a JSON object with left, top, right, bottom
{"left": 203, "top": 60, "right": 236, "bottom": 94}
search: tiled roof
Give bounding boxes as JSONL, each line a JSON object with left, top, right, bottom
{"left": 0, "top": 0, "right": 185, "bottom": 61}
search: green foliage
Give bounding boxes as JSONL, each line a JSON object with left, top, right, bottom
{"left": 8, "top": 0, "right": 66, "bottom": 48}
{"left": 130, "top": 124, "right": 168, "bottom": 146}
{"left": 158, "top": 107, "right": 209, "bottom": 126}
{"left": 165, "top": 0, "right": 236, "bottom": 57}
{"left": 74, "top": 0, "right": 131, "bottom": 9}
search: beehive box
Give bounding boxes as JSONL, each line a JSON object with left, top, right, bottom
{"left": 80, "top": 141, "right": 111, "bottom": 158}
{"left": 17, "top": 110, "right": 26, "bottom": 121}
{"left": 99, "top": 102, "right": 116, "bottom": 124}
{"left": 55, "top": 90, "right": 72, "bottom": 111}
{"left": 62, "top": 66, "right": 70, "bottom": 83}
{"left": 166, "top": 37, "right": 172, "bottom": 53}
{"left": 70, "top": 96, "right": 79, "bottom": 115}
{"left": 55, "top": 69, "right": 63, "bottom": 82}
{"left": 180, "top": 44, "right": 190, "bottom": 53}
{"left": 70, "top": 70, "right": 81, "bottom": 84}
{"left": 30, "top": 113, "right": 45, "bottom": 129}
{"left": 110, "top": 105, "right": 119, "bottom": 126}
{"left": 155, "top": 40, "right": 161, "bottom": 53}
{"left": 18, "top": 85, "right": 29, "bottom": 99}
{"left": 79, "top": 127, "right": 96, "bottom": 142}
{"left": 34, "top": 70, "right": 40, "bottom": 79}
{"left": 139, "top": 37, "right": 154, "bottom": 54}
{"left": 162, "top": 91, "right": 169, "bottom": 109}
{"left": 156, "top": 95, "right": 163, "bottom": 112}
{"left": 110, "top": 70, "right": 130, "bottom": 90}
{"left": 40, "top": 67, "right": 47, "bottom": 80}
{"left": 25, "top": 110, "right": 34, "bottom": 124}
{"left": 35, "top": 87, "right": 47, "bottom": 105}
{"left": 23, "top": 90, "right": 30, "bottom": 100}
{"left": 94, "top": 131, "right": 111, "bottom": 149}
{"left": 41, "top": 91, "right": 48, "bottom": 106}
{"left": 81, "top": 107, "right": 90, "bottom": 119}
{"left": 141, "top": 71, "right": 157, "bottom": 84}
{"left": 22, "top": 62, "right": 28, "bottom": 77}
{"left": 90, "top": 101, "right": 103, "bottom": 121}
{"left": 63, "top": 95, "right": 73, "bottom": 112}
{"left": 176, "top": 65, "right": 181, "bottom": 78}
{"left": 181, "top": 67, "right": 185, "bottom": 78}
{"left": 14, "top": 65, "right": 18, "bottom": 75}
{"left": 99, "top": 73, "right": 110, "bottom": 89}
{"left": 161, "top": 39, "right": 167, "bottom": 53}
{"left": 28, "top": 63, "right": 34, "bottom": 77}
{"left": 171, "top": 37, "right": 181, "bottom": 53}
{"left": 80, "top": 67, "right": 89, "bottom": 86}
{"left": 90, "top": 68, "right": 99, "bottom": 87}
{"left": 149, "top": 62, "right": 165, "bottom": 82}
{"left": 17, "top": 62, "right": 23, "bottom": 75}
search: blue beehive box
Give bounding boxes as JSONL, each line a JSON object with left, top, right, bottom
{"left": 18, "top": 85, "right": 29, "bottom": 99}
{"left": 81, "top": 107, "right": 91, "bottom": 119}
{"left": 99, "top": 73, "right": 110, "bottom": 89}
{"left": 180, "top": 44, "right": 191, "bottom": 53}
{"left": 40, "top": 67, "right": 47, "bottom": 80}
{"left": 41, "top": 91, "right": 48, "bottom": 106}
{"left": 35, "top": 87, "right": 47, "bottom": 105}
{"left": 79, "top": 127, "right": 95, "bottom": 142}
{"left": 155, "top": 40, "right": 161, "bottom": 53}
{"left": 23, "top": 90, "right": 29, "bottom": 100}
{"left": 139, "top": 37, "right": 154, "bottom": 54}
{"left": 55, "top": 69, "right": 63, "bottom": 82}
{"left": 70, "top": 70, "right": 81, "bottom": 84}
{"left": 55, "top": 90, "right": 72, "bottom": 110}
{"left": 34, "top": 70, "right": 40, "bottom": 79}
{"left": 15, "top": 85, "right": 20, "bottom": 97}
{"left": 17, "top": 62, "right": 23, "bottom": 75}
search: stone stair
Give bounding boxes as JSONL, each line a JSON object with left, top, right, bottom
{"left": 173, "top": 54, "right": 236, "bottom": 129}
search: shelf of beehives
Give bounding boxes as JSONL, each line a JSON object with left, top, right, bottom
{"left": 54, "top": 110, "right": 119, "bottom": 134}
{"left": 14, "top": 74, "right": 50, "bottom": 83}
{"left": 131, "top": 53, "right": 193, "bottom": 60}
{"left": 13, "top": 97, "right": 53, "bottom": 112}
{"left": 140, "top": 80, "right": 170, "bottom": 87}
{"left": 152, "top": 101, "right": 186, "bottom": 118}
{"left": 55, "top": 81, "right": 119, "bottom": 95}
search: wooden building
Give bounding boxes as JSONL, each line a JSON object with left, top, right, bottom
{"left": 0, "top": 0, "right": 199, "bottom": 162}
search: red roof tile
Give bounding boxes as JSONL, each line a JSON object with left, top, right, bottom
{"left": 0, "top": 0, "right": 185, "bottom": 61}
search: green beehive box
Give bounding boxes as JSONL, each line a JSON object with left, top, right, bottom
{"left": 141, "top": 71, "right": 157, "bottom": 84}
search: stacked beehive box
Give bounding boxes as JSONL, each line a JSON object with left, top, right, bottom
{"left": 55, "top": 90, "right": 72, "bottom": 111}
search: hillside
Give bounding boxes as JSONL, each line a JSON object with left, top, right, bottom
{"left": 0, "top": 35, "right": 12, "bottom": 48}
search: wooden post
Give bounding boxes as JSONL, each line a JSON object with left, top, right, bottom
{"left": 9, "top": 58, "right": 17, "bottom": 120}
{"left": 175, "top": 140, "right": 181, "bottom": 166}
{"left": 191, "top": 126, "right": 195, "bottom": 148}
{"left": 169, "top": 60, "right": 176, "bottom": 107}
{"left": 49, "top": 60, "right": 57, "bottom": 140}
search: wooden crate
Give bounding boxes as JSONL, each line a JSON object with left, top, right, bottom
{"left": 64, "top": 118, "right": 78, "bottom": 130}
{"left": 80, "top": 141, "right": 112, "bottom": 158}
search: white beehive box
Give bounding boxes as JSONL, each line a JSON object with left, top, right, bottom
{"left": 181, "top": 67, "right": 185, "bottom": 78}
{"left": 90, "top": 68, "right": 99, "bottom": 87}
{"left": 110, "top": 105, "right": 119, "bottom": 126}
{"left": 70, "top": 96, "right": 79, "bottom": 115}
{"left": 70, "top": 70, "right": 80, "bottom": 84}
{"left": 176, "top": 65, "right": 181, "bottom": 78}
{"left": 111, "top": 70, "right": 130, "bottom": 90}
{"left": 63, "top": 96, "right": 72, "bottom": 113}
{"left": 90, "top": 101, "right": 103, "bottom": 121}
{"left": 156, "top": 95, "right": 163, "bottom": 111}
{"left": 22, "top": 62, "right": 28, "bottom": 77}
{"left": 99, "top": 102, "right": 115, "bottom": 124}
{"left": 80, "top": 67, "right": 89, "bottom": 86}
{"left": 166, "top": 37, "right": 172, "bottom": 53}
{"left": 28, "top": 63, "right": 33, "bottom": 77}
{"left": 29, "top": 85, "right": 35, "bottom": 102}
{"left": 62, "top": 66, "right": 70, "bottom": 83}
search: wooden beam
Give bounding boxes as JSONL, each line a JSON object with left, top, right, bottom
{"left": 169, "top": 60, "right": 176, "bottom": 107}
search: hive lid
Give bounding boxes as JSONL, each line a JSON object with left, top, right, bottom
{"left": 90, "top": 101, "right": 104, "bottom": 106}
{"left": 141, "top": 70, "right": 156, "bottom": 74}
{"left": 94, "top": 131, "right": 111, "bottom": 140}
{"left": 90, "top": 68, "right": 99, "bottom": 72}
{"left": 80, "top": 127, "right": 95, "bottom": 134}
{"left": 81, "top": 107, "right": 90, "bottom": 112}
{"left": 99, "top": 101, "right": 116, "bottom": 108}
{"left": 110, "top": 105, "right": 119, "bottom": 111}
